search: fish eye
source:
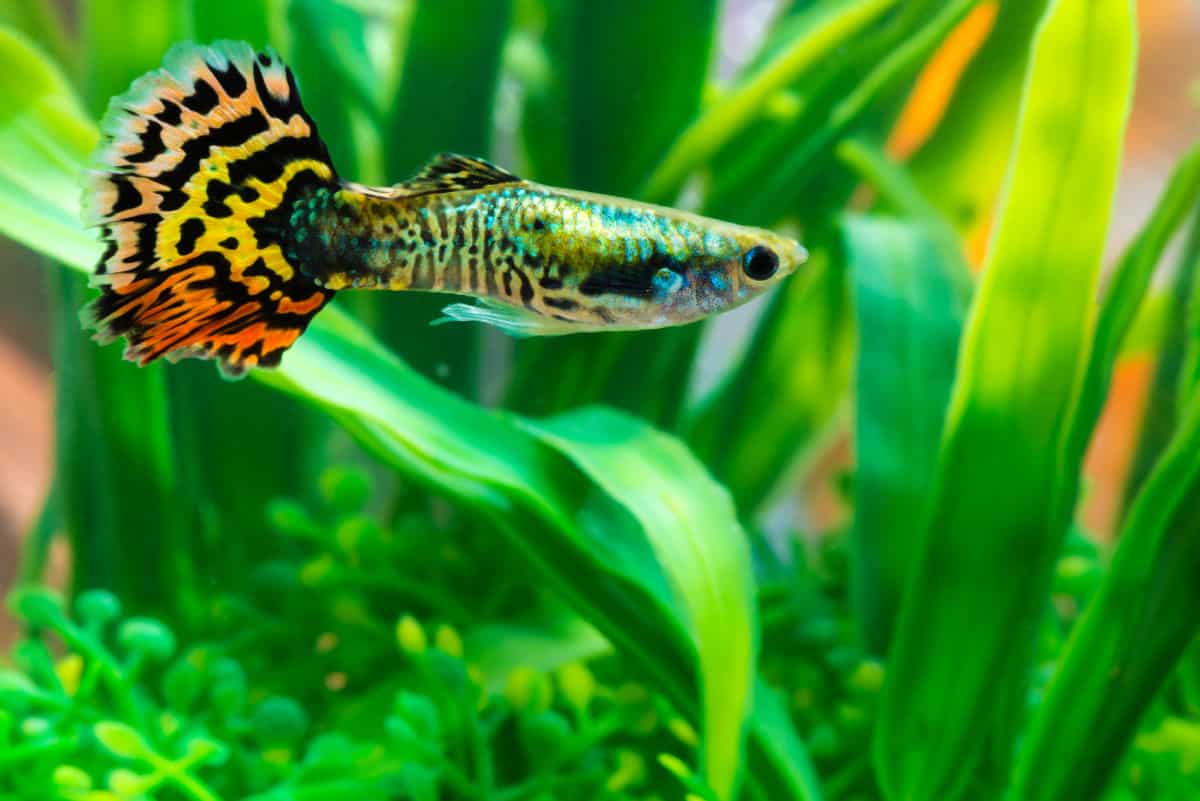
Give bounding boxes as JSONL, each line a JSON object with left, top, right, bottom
{"left": 742, "top": 245, "right": 779, "bottom": 281}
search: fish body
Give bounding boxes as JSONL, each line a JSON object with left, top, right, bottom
{"left": 297, "top": 178, "right": 804, "bottom": 333}
{"left": 84, "top": 41, "right": 804, "bottom": 377}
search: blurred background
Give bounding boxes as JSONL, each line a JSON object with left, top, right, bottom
{"left": 1, "top": 0, "right": 1198, "bottom": 646}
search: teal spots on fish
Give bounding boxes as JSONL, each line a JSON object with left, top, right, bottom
{"left": 652, "top": 267, "right": 684, "bottom": 299}
{"left": 704, "top": 231, "right": 724, "bottom": 255}
{"left": 294, "top": 153, "right": 805, "bottom": 331}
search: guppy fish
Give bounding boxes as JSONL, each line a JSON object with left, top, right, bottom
{"left": 85, "top": 41, "right": 805, "bottom": 378}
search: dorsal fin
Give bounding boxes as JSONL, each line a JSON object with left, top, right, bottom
{"left": 395, "top": 153, "right": 523, "bottom": 196}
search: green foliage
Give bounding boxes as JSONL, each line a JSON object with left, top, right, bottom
{"left": 3, "top": 1, "right": 1200, "bottom": 800}
{"left": 0, "top": 520, "right": 704, "bottom": 800}
{"left": 877, "top": 1, "right": 1137, "bottom": 796}
{"left": 842, "top": 210, "right": 966, "bottom": 654}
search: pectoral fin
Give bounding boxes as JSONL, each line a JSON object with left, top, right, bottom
{"left": 434, "top": 298, "right": 579, "bottom": 337}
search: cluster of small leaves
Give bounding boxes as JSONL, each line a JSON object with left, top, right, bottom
{"left": 755, "top": 523, "right": 1200, "bottom": 801}
{"left": 757, "top": 532, "right": 885, "bottom": 801}
{"left": 0, "top": 467, "right": 714, "bottom": 801}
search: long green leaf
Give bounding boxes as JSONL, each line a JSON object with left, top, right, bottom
{"left": 1009, "top": 389, "right": 1200, "bottom": 801}
{"left": 875, "top": 1, "right": 1136, "bottom": 798}
{"left": 1114, "top": 153, "right": 1200, "bottom": 512}
{"left": 842, "top": 213, "right": 965, "bottom": 655}
{"left": 733, "top": 0, "right": 979, "bottom": 224}
{"left": 1008, "top": 145, "right": 1200, "bottom": 801}
{"left": 0, "top": 28, "right": 95, "bottom": 267}
{"left": 0, "top": 36, "right": 818, "bottom": 800}
{"left": 639, "top": 0, "right": 898, "bottom": 204}
{"left": 748, "top": 678, "right": 824, "bottom": 801}
{"left": 523, "top": 409, "right": 755, "bottom": 797}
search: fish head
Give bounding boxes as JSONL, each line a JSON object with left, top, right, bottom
{"left": 667, "top": 222, "right": 807, "bottom": 322}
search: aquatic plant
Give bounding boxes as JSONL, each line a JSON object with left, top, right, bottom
{"left": 2, "top": 0, "right": 1199, "bottom": 799}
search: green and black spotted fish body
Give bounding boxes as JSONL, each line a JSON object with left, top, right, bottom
{"left": 85, "top": 41, "right": 805, "bottom": 377}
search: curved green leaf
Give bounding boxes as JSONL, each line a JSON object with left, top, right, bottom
{"left": 0, "top": 27, "right": 97, "bottom": 265}
{"left": 875, "top": 0, "right": 1137, "bottom": 798}
{"left": 523, "top": 408, "right": 756, "bottom": 797}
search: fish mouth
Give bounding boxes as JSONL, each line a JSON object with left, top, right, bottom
{"left": 776, "top": 237, "right": 808, "bottom": 275}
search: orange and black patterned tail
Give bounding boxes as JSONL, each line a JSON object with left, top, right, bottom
{"left": 83, "top": 41, "right": 338, "bottom": 378}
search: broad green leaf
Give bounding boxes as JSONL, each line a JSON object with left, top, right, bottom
{"left": 1009, "top": 389, "right": 1200, "bottom": 801}
{"left": 875, "top": 1, "right": 1136, "bottom": 799}
{"left": 373, "top": 0, "right": 513, "bottom": 394}
{"left": 0, "top": 0, "right": 74, "bottom": 73}
{"left": 842, "top": 214, "right": 965, "bottom": 654}
{"left": 523, "top": 408, "right": 755, "bottom": 798}
{"left": 684, "top": 242, "right": 853, "bottom": 514}
{"left": 909, "top": 0, "right": 1051, "bottom": 238}
{"left": 1, "top": 24, "right": 814, "bottom": 801}
{"left": 0, "top": 28, "right": 96, "bottom": 266}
